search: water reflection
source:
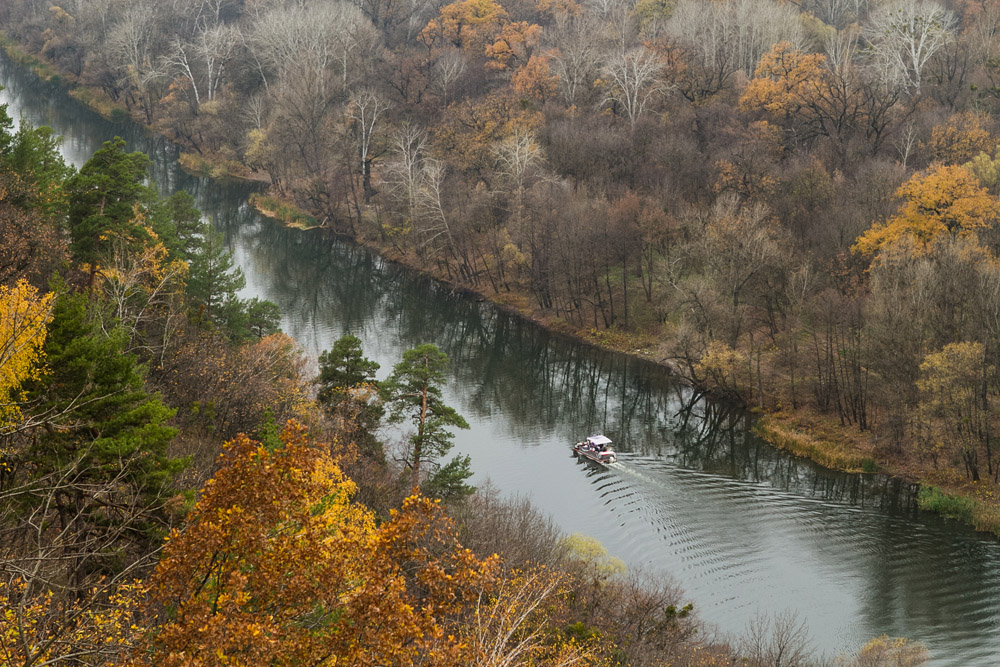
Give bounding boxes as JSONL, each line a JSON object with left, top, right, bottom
{"left": 3, "top": 54, "right": 999, "bottom": 665}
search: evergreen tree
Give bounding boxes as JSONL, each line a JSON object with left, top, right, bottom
{"left": 185, "top": 222, "right": 245, "bottom": 321}
{"left": 317, "top": 334, "right": 380, "bottom": 406}
{"left": 14, "top": 290, "right": 186, "bottom": 590}
{"left": 3, "top": 124, "right": 73, "bottom": 218}
{"left": 423, "top": 453, "right": 475, "bottom": 501}
{"left": 317, "top": 335, "right": 384, "bottom": 462}
{"left": 185, "top": 221, "right": 282, "bottom": 342}
{"left": 382, "top": 343, "right": 470, "bottom": 490}
{"left": 65, "top": 137, "right": 154, "bottom": 287}
{"left": 152, "top": 190, "right": 204, "bottom": 262}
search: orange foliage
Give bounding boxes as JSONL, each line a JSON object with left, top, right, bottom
{"left": 925, "top": 111, "right": 994, "bottom": 165}
{"left": 144, "top": 422, "right": 499, "bottom": 667}
{"left": 420, "top": 0, "right": 509, "bottom": 54}
{"left": 740, "top": 41, "right": 827, "bottom": 119}
{"left": 512, "top": 52, "right": 559, "bottom": 101}
{"left": 853, "top": 164, "right": 1000, "bottom": 257}
{"left": 485, "top": 21, "right": 542, "bottom": 71}
{"left": 434, "top": 93, "right": 544, "bottom": 174}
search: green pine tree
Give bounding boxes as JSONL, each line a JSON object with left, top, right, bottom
{"left": 17, "top": 290, "right": 186, "bottom": 588}
{"left": 382, "top": 343, "right": 470, "bottom": 490}
{"left": 316, "top": 335, "right": 384, "bottom": 462}
{"left": 65, "top": 137, "right": 154, "bottom": 287}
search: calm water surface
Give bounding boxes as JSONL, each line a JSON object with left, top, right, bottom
{"left": 3, "top": 55, "right": 999, "bottom": 664}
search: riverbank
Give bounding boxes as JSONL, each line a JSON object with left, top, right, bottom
{"left": 5, "top": 37, "right": 998, "bottom": 541}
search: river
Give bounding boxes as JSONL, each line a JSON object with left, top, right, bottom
{"left": 3, "top": 54, "right": 999, "bottom": 664}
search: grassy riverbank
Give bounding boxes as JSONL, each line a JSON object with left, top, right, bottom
{"left": 6, "top": 37, "right": 999, "bottom": 541}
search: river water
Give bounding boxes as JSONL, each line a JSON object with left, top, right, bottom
{"left": 3, "top": 55, "right": 999, "bottom": 664}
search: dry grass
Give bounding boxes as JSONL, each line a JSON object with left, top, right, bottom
{"left": 754, "top": 414, "right": 875, "bottom": 473}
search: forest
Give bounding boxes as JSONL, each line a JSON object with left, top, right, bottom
{"left": 3, "top": 0, "right": 1000, "bottom": 529}
{"left": 0, "top": 0, "right": 996, "bottom": 663}
{"left": 0, "top": 89, "right": 929, "bottom": 666}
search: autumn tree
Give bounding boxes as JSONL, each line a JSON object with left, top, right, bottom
{"left": 0, "top": 280, "right": 54, "bottom": 431}
{"left": 160, "top": 331, "right": 309, "bottom": 445}
{"left": 917, "top": 341, "right": 994, "bottom": 481}
{"left": 0, "top": 577, "right": 144, "bottom": 667}
{"left": 853, "top": 164, "right": 1000, "bottom": 257}
{"left": 144, "top": 422, "right": 497, "bottom": 667}
{"left": 740, "top": 41, "right": 903, "bottom": 165}
{"left": 419, "top": 0, "right": 508, "bottom": 55}
{"left": 923, "top": 111, "right": 993, "bottom": 165}
{"left": 383, "top": 343, "right": 471, "bottom": 494}
{"left": 0, "top": 173, "right": 67, "bottom": 289}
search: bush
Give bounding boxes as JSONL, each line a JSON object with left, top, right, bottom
{"left": 917, "top": 486, "right": 976, "bottom": 523}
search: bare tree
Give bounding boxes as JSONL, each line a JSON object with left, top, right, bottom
{"left": 601, "top": 46, "right": 664, "bottom": 129}
{"left": 737, "top": 611, "right": 814, "bottom": 667}
{"left": 166, "top": 23, "right": 239, "bottom": 110}
{"left": 431, "top": 48, "right": 467, "bottom": 103}
{"left": 349, "top": 89, "right": 392, "bottom": 202}
{"left": 864, "top": 0, "right": 956, "bottom": 92}
{"left": 383, "top": 123, "right": 428, "bottom": 224}
{"left": 549, "top": 16, "right": 606, "bottom": 108}
{"left": 666, "top": 0, "right": 803, "bottom": 96}
{"left": 105, "top": 1, "right": 168, "bottom": 122}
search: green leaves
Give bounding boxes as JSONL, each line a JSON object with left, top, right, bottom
{"left": 66, "top": 137, "right": 154, "bottom": 280}
{"left": 383, "top": 343, "right": 471, "bottom": 491}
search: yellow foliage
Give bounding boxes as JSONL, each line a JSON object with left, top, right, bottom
{"left": 0, "top": 578, "right": 144, "bottom": 665}
{"left": 145, "top": 421, "right": 499, "bottom": 666}
{"left": 925, "top": 111, "right": 994, "bottom": 166}
{"left": 696, "top": 341, "right": 750, "bottom": 397}
{"left": 485, "top": 21, "right": 542, "bottom": 71}
{"left": 0, "top": 280, "right": 54, "bottom": 429}
{"left": 853, "top": 634, "right": 928, "bottom": 666}
{"left": 964, "top": 145, "right": 1000, "bottom": 194}
{"left": 740, "top": 41, "right": 827, "bottom": 118}
{"left": 512, "top": 53, "right": 559, "bottom": 101}
{"left": 560, "top": 533, "right": 627, "bottom": 577}
{"left": 420, "top": 0, "right": 509, "bottom": 54}
{"left": 853, "top": 164, "right": 1000, "bottom": 257}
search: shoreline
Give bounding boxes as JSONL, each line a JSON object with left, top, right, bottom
{"left": 5, "top": 39, "right": 998, "bottom": 540}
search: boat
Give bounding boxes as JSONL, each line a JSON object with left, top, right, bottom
{"left": 572, "top": 434, "right": 617, "bottom": 465}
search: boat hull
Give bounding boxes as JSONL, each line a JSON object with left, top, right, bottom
{"left": 572, "top": 443, "right": 617, "bottom": 465}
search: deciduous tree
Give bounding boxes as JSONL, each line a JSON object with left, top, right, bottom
{"left": 853, "top": 164, "right": 1000, "bottom": 257}
{"left": 145, "top": 422, "right": 497, "bottom": 667}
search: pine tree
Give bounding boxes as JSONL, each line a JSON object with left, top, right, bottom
{"left": 382, "top": 343, "right": 471, "bottom": 491}
{"left": 65, "top": 137, "right": 154, "bottom": 287}
{"left": 12, "top": 290, "right": 186, "bottom": 591}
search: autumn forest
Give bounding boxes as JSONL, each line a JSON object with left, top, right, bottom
{"left": 1, "top": 0, "right": 999, "bottom": 663}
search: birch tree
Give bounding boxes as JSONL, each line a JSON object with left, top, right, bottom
{"left": 601, "top": 46, "right": 664, "bottom": 129}
{"left": 349, "top": 89, "right": 392, "bottom": 202}
{"left": 864, "top": 0, "right": 956, "bottom": 92}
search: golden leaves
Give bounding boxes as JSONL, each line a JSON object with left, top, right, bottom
{"left": 854, "top": 164, "right": 1000, "bottom": 257}
{"left": 144, "top": 421, "right": 496, "bottom": 667}
{"left": 0, "top": 279, "right": 54, "bottom": 429}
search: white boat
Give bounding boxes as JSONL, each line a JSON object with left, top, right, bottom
{"left": 572, "top": 434, "right": 617, "bottom": 465}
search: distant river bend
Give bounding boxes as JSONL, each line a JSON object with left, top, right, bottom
{"left": 4, "top": 53, "right": 999, "bottom": 665}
